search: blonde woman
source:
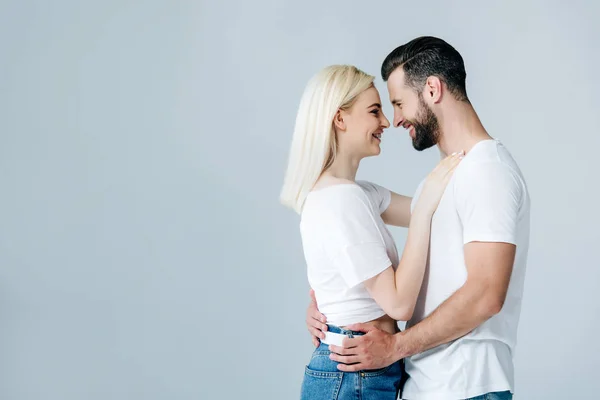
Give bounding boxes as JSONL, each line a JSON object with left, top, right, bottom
{"left": 281, "top": 65, "right": 462, "bottom": 400}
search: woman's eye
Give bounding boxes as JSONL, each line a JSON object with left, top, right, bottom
{"left": 371, "top": 109, "right": 379, "bottom": 115}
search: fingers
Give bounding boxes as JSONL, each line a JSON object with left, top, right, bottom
{"left": 308, "top": 310, "right": 327, "bottom": 329}
{"left": 306, "top": 305, "right": 327, "bottom": 340}
{"left": 307, "top": 288, "right": 326, "bottom": 328}
{"left": 336, "top": 362, "right": 363, "bottom": 372}
{"left": 442, "top": 151, "right": 464, "bottom": 178}
{"left": 307, "top": 315, "right": 327, "bottom": 337}
{"left": 449, "top": 150, "right": 464, "bottom": 163}
{"left": 329, "top": 353, "right": 361, "bottom": 365}
{"left": 308, "top": 325, "right": 327, "bottom": 339}
{"left": 328, "top": 339, "right": 358, "bottom": 355}
{"left": 309, "top": 325, "right": 326, "bottom": 340}
{"left": 430, "top": 151, "right": 462, "bottom": 176}
{"left": 432, "top": 151, "right": 463, "bottom": 179}
{"left": 312, "top": 337, "right": 320, "bottom": 347}
{"left": 306, "top": 293, "right": 327, "bottom": 341}
{"left": 443, "top": 150, "right": 464, "bottom": 163}
{"left": 443, "top": 150, "right": 464, "bottom": 167}
{"left": 309, "top": 307, "right": 327, "bottom": 324}
{"left": 328, "top": 337, "right": 370, "bottom": 371}
{"left": 341, "top": 336, "right": 360, "bottom": 349}
{"left": 449, "top": 149, "right": 465, "bottom": 158}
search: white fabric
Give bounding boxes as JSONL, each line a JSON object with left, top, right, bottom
{"left": 300, "top": 180, "right": 399, "bottom": 327}
{"left": 321, "top": 331, "right": 348, "bottom": 346}
{"left": 401, "top": 139, "right": 531, "bottom": 400}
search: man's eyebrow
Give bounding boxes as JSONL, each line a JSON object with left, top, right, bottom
{"left": 391, "top": 99, "right": 402, "bottom": 105}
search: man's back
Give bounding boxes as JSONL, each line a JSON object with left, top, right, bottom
{"left": 405, "top": 139, "right": 530, "bottom": 400}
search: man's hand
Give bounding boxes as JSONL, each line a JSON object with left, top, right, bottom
{"left": 328, "top": 323, "right": 400, "bottom": 371}
{"left": 306, "top": 289, "right": 327, "bottom": 347}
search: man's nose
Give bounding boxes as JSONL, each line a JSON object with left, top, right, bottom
{"left": 394, "top": 113, "right": 404, "bottom": 128}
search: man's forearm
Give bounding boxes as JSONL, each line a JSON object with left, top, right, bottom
{"left": 393, "top": 282, "right": 497, "bottom": 359}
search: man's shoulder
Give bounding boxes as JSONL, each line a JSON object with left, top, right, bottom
{"left": 455, "top": 161, "right": 524, "bottom": 199}
{"left": 460, "top": 139, "right": 525, "bottom": 179}
{"left": 456, "top": 151, "right": 524, "bottom": 185}
{"left": 452, "top": 147, "right": 528, "bottom": 209}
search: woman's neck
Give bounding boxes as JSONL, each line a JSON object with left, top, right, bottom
{"left": 322, "top": 152, "right": 361, "bottom": 181}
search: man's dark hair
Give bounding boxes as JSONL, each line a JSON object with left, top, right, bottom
{"left": 381, "top": 36, "right": 469, "bottom": 102}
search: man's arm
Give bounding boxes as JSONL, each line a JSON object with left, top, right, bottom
{"left": 329, "top": 241, "right": 515, "bottom": 370}
{"left": 329, "top": 160, "right": 523, "bottom": 370}
{"left": 392, "top": 241, "right": 515, "bottom": 356}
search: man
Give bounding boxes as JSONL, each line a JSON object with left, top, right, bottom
{"left": 306, "top": 36, "right": 530, "bottom": 400}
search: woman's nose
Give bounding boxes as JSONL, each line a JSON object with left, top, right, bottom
{"left": 381, "top": 114, "right": 390, "bottom": 128}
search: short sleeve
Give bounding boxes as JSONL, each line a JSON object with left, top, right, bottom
{"left": 323, "top": 187, "right": 392, "bottom": 288}
{"left": 454, "top": 162, "right": 523, "bottom": 245}
{"left": 356, "top": 180, "right": 392, "bottom": 213}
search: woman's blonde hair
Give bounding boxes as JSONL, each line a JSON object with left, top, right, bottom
{"left": 280, "top": 65, "right": 375, "bottom": 214}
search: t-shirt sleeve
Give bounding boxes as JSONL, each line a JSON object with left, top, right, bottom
{"left": 323, "top": 188, "right": 393, "bottom": 288}
{"left": 455, "top": 162, "right": 523, "bottom": 245}
{"left": 356, "top": 180, "right": 392, "bottom": 214}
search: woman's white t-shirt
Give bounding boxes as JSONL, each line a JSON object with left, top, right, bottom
{"left": 300, "top": 181, "right": 399, "bottom": 326}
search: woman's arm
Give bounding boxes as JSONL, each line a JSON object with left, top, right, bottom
{"left": 381, "top": 191, "right": 412, "bottom": 228}
{"left": 365, "top": 152, "right": 463, "bottom": 321}
{"left": 364, "top": 208, "right": 433, "bottom": 320}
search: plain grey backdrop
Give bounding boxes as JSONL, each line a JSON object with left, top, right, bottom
{"left": 1, "top": 0, "right": 599, "bottom": 399}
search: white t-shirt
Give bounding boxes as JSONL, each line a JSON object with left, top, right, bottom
{"left": 300, "top": 181, "right": 400, "bottom": 327}
{"left": 401, "top": 139, "right": 531, "bottom": 400}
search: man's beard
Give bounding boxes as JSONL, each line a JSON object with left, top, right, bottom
{"left": 411, "top": 95, "right": 440, "bottom": 151}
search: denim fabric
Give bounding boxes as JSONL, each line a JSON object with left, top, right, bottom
{"left": 466, "top": 391, "right": 513, "bottom": 400}
{"left": 300, "top": 325, "right": 403, "bottom": 400}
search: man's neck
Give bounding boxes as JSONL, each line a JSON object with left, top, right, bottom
{"left": 436, "top": 101, "right": 492, "bottom": 157}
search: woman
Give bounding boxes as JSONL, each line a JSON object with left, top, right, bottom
{"left": 280, "top": 65, "right": 462, "bottom": 399}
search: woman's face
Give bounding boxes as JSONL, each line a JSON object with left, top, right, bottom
{"left": 336, "top": 86, "right": 390, "bottom": 158}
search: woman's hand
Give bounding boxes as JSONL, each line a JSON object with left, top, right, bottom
{"left": 306, "top": 289, "right": 327, "bottom": 347}
{"left": 414, "top": 151, "right": 464, "bottom": 216}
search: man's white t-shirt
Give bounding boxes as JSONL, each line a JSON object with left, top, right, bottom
{"left": 300, "top": 181, "right": 399, "bottom": 327}
{"left": 401, "top": 139, "right": 531, "bottom": 400}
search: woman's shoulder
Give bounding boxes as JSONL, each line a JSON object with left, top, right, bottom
{"left": 355, "top": 180, "right": 391, "bottom": 213}
{"left": 355, "top": 179, "right": 389, "bottom": 193}
{"left": 304, "top": 178, "right": 372, "bottom": 213}
{"left": 311, "top": 176, "right": 357, "bottom": 191}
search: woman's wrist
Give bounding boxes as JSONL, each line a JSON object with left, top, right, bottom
{"left": 410, "top": 204, "right": 434, "bottom": 222}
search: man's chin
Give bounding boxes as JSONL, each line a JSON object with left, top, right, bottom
{"left": 412, "top": 140, "right": 436, "bottom": 151}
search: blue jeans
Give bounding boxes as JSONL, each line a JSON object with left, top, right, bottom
{"left": 466, "top": 391, "right": 513, "bottom": 400}
{"left": 300, "top": 325, "right": 403, "bottom": 400}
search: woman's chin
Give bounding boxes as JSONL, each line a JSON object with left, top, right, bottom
{"left": 371, "top": 143, "right": 382, "bottom": 156}
{"left": 358, "top": 143, "right": 382, "bottom": 158}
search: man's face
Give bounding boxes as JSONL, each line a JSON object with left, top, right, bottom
{"left": 387, "top": 67, "right": 440, "bottom": 151}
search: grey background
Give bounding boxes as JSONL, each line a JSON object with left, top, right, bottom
{"left": 0, "top": 0, "right": 598, "bottom": 399}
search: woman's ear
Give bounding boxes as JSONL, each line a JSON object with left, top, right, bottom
{"left": 333, "top": 110, "right": 346, "bottom": 131}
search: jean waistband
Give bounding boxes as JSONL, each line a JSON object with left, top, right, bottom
{"left": 326, "top": 325, "right": 365, "bottom": 337}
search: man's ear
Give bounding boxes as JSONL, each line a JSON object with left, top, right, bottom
{"left": 333, "top": 110, "right": 347, "bottom": 131}
{"left": 424, "top": 76, "right": 443, "bottom": 104}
